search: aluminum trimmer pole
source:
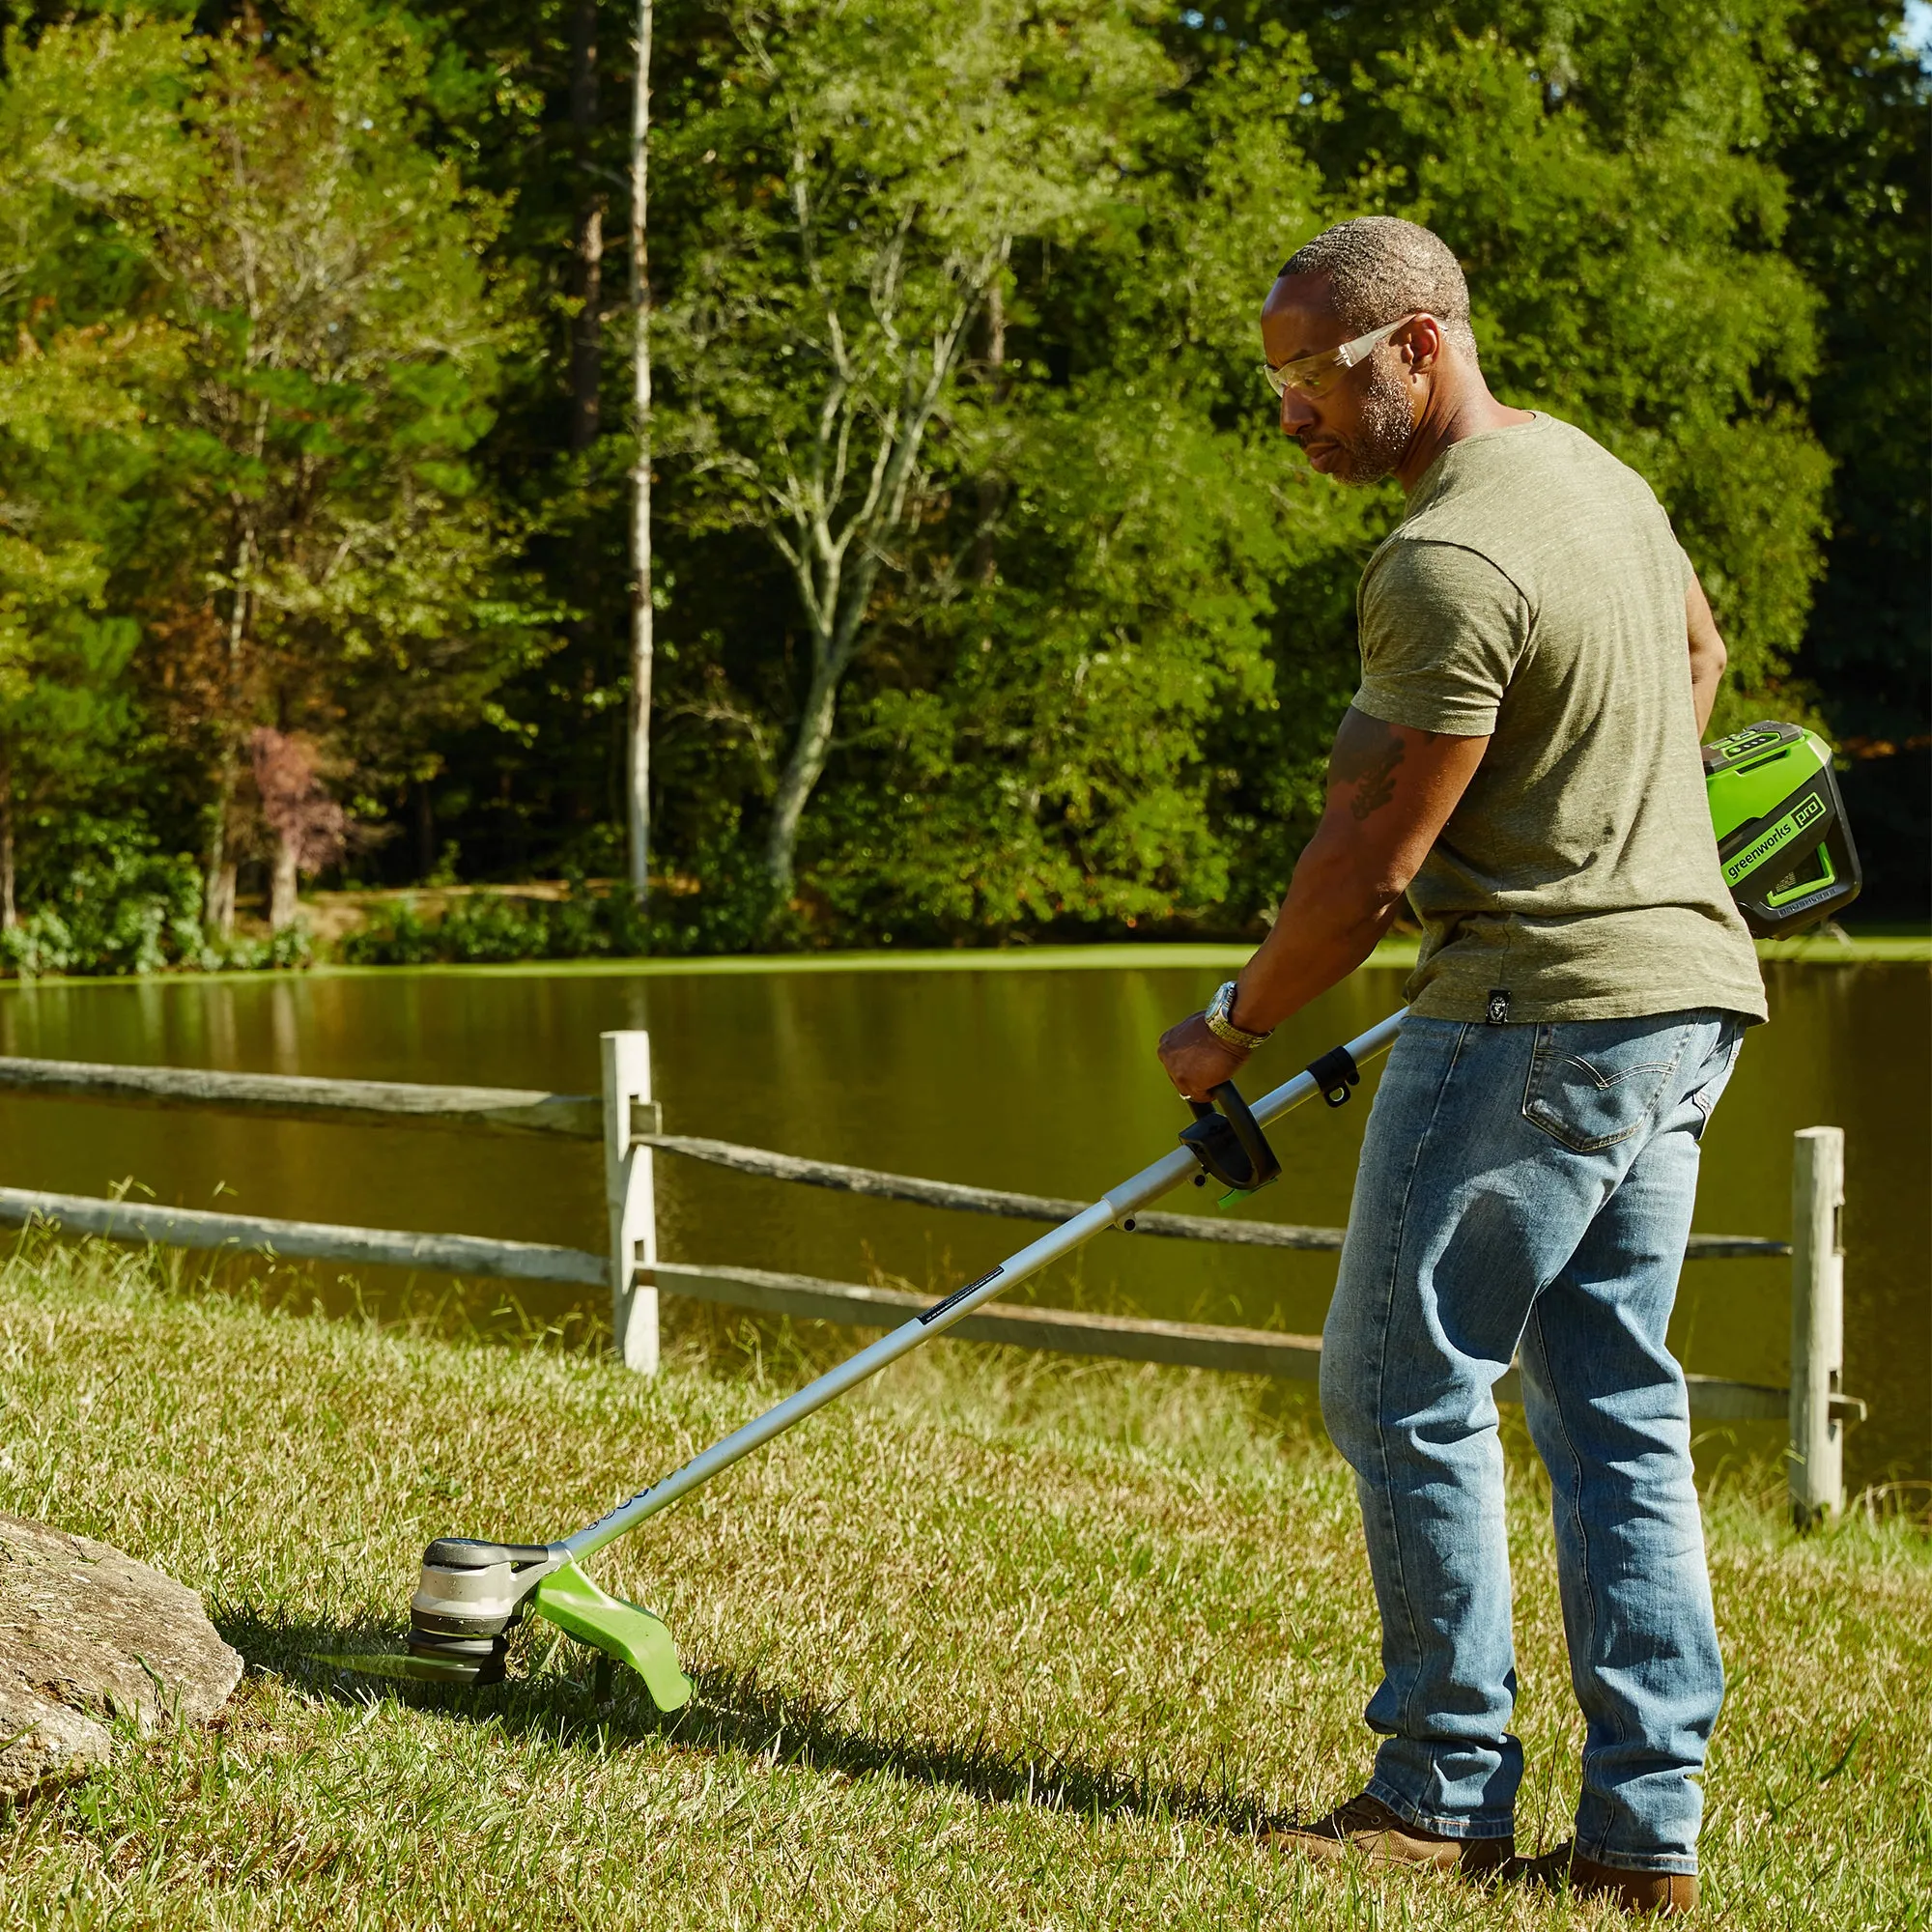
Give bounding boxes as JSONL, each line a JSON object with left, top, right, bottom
{"left": 561, "top": 1008, "right": 1406, "bottom": 1565}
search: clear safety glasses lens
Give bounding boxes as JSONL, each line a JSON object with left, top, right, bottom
{"left": 1262, "top": 316, "right": 1413, "bottom": 402}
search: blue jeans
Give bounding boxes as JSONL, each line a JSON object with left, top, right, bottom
{"left": 1321, "top": 1009, "right": 1747, "bottom": 1875}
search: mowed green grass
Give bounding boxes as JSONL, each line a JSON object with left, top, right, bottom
{"left": 0, "top": 1236, "right": 1925, "bottom": 1930}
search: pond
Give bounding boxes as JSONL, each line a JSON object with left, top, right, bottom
{"left": 0, "top": 955, "right": 1924, "bottom": 1491}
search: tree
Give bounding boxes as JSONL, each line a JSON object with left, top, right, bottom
{"left": 250, "top": 726, "right": 347, "bottom": 925}
{"left": 0, "top": 17, "right": 193, "bottom": 924}
{"left": 0, "top": 329, "right": 157, "bottom": 922}
{"left": 1764, "top": 1, "right": 1930, "bottom": 912}
{"left": 139, "top": 2, "right": 536, "bottom": 931}
{"left": 626, "top": 0, "right": 654, "bottom": 908}
{"left": 1263, "top": 0, "right": 1833, "bottom": 718}
{"left": 803, "top": 32, "right": 1374, "bottom": 936}
{"left": 662, "top": 0, "right": 1174, "bottom": 910}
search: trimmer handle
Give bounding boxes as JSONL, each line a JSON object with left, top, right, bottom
{"left": 1180, "top": 1081, "right": 1282, "bottom": 1194}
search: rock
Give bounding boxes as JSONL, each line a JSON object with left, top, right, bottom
{"left": 0, "top": 1513, "right": 242, "bottom": 1804}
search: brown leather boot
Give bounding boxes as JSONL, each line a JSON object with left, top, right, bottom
{"left": 1519, "top": 1842, "right": 1700, "bottom": 1915}
{"left": 1263, "top": 1792, "right": 1515, "bottom": 1878}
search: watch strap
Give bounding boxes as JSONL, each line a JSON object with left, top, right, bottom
{"left": 1205, "top": 980, "right": 1271, "bottom": 1052}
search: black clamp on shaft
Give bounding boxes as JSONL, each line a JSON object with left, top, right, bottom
{"left": 1306, "top": 1044, "right": 1360, "bottom": 1108}
{"left": 1179, "top": 1081, "right": 1282, "bottom": 1194}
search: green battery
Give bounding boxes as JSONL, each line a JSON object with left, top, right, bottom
{"left": 1703, "top": 722, "right": 1861, "bottom": 938}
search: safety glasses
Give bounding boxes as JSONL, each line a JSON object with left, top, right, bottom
{"left": 1262, "top": 315, "right": 1416, "bottom": 401}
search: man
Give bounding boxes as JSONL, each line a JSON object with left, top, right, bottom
{"left": 1157, "top": 216, "right": 1764, "bottom": 1917}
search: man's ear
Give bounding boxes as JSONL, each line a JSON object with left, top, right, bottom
{"left": 1403, "top": 314, "right": 1446, "bottom": 375}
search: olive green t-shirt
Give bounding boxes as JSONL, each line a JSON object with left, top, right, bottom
{"left": 1354, "top": 412, "right": 1766, "bottom": 1024}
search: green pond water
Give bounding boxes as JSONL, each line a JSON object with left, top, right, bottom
{"left": 0, "top": 958, "right": 1924, "bottom": 1489}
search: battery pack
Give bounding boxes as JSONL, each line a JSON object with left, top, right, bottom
{"left": 1703, "top": 722, "right": 1861, "bottom": 938}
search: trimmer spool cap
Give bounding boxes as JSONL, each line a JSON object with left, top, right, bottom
{"left": 407, "top": 1538, "right": 560, "bottom": 1682}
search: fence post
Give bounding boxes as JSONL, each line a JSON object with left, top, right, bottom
{"left": 1789, "top": 1126, "right": 1844, "bottom": 1529}
{"left": 601, "top": 1031, "right": 659, "bottom": 1374}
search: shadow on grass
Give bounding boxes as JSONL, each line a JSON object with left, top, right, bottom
{"left": 227, "top": 1606, "right": 1292, "bottom": 1836}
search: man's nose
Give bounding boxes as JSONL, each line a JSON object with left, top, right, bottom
{"left": 1279, "top": 388, "right": 1318, "bottom": 436}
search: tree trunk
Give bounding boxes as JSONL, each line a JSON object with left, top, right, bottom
{"left": 625, "top": 0, "right": 654, "bottom": 910}
{"left": 269, "top": 832, "right": 300, "bottom": 931}
{"left": 204, "top": 753, "right": 235, "bottom": 931}
{"left": 0, "top": 751, "right": 15, "bottom": 932}
{"left": 974, "top": 277, "right": 1009, "bottom": 586}
{"left": 569, "top": 0, "right": 605, "bottom": 455}
{"left": 754, "top": 259, "right": 996, "bottom": 913}
{"left": 413, "top": 781, "right": 436, "bottom": 881}
{"left": 210, "top": 863, "right": 238, "bottom": 938}
{"left": 762, "top": 651, "right": 842, "bottom": 903}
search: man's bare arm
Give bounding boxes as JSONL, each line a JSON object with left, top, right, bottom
{"left": 1158, "top": 707, "right": 1488, "bottom": 1099}
{"left": 1687, "top": 574, "right": 1726, "bottom": 735}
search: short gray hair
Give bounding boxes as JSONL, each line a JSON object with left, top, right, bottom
{"left": 1279, "top": 216, "right": 1478, "bottom": 358}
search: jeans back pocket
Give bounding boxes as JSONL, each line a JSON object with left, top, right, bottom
{"left": 1521, "top": 1019, "right": 1692, "bottom": 1153}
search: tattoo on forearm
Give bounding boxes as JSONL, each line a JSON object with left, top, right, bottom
{"left": 1328, "top": 709, "right": 1406, "bottom": 819}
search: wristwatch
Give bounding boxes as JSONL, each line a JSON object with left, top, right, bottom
{"left": 1204, "top": 980, "right": 1271, "bottom": 1053}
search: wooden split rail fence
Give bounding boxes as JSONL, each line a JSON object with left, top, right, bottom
{"left": 0, "top": 1031, "right": 1861, "bottom": 1525}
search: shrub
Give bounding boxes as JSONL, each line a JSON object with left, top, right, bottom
{"left": 0, "top": 819, "right": 312, "bottom": 978}
{"left": 3, "top": 843, "right": 202, "bottom": 977}
{"left": 340, "top": 877, "right": 652, "bottom": 966}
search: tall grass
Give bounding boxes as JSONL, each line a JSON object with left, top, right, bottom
{"left": 0, "top": 1234, "right": 1924, "bottom": 1929}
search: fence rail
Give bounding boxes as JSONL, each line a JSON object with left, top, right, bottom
{"left": 0, "top": 1055, "right": 615, "bottom": 1141}
{"left": 0, "top": 1186, "right": 607, "bottom": 1288}
{"left": 0, "top": 1054, "right": 1784, "bottom": 1260}
{"left": 0, "top": 1032, "right": 1850, "bottom": 1521}
{"left": 635, "top": 1131, "right": 1787, "bottom": 1259}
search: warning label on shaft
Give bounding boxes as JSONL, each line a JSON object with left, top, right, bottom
{"left": 920, "top": 1267, "right": 1004, "bottom": 1325}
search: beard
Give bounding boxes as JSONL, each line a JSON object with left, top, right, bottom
{"left": 1325, "top": 350, "right": 1415, "bottom": 485}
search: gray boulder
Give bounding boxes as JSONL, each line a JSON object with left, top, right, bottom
{"left": 0, "top": 1513, "right": 242, "bottom": 1803}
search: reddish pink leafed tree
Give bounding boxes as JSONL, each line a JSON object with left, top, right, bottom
{"left": 249, "top": 727, "right": 347, "bottom": 930}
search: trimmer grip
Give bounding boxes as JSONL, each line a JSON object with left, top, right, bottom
{"left": 1179, "top": 1081, "right": 1282, "bottom": 1193}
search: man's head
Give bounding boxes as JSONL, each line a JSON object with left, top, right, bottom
{"left": 1263, "top": 216, "right": 1478, "bottom": 485}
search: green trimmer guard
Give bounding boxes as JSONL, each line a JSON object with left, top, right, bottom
{"left": 530, "top": 1559, "right": 692, "bottom": 1710}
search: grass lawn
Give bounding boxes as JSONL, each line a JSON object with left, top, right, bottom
{"left": 0, "top": 1236, "right": 1925, "bottom": 1930}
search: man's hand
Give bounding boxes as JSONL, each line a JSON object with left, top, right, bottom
{"left": 1155, "top": 707, "right": 1488, "bottom": 1100}
{"left": 1157, "top": 1012, "right": 1251, "bottom": 1103}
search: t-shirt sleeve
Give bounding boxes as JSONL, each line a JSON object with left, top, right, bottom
{"left": 1354, "top": 539, "right": 1529, "bottom": 737}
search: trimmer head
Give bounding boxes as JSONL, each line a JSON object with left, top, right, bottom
{"left": 311, "top": 1535, "right": 693, "bottom": 1710}
{"left": 406, "top": 1537, "right": 562, "bottom": 1683}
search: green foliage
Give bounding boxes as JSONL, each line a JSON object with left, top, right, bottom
{"left": 659, "top": 0, "right": 1184, "bottom": 898}
{"left": 0, "top": 2, "right": 545, "bottom": 958}
{"left": 143, "top": 3, "right": 545, "bottom": 801}
{"left": 0, "top": 15, "right": 196, "bottom": 919}
{"left": 1273, "top": 0, "right": 1834, "bottom": 717}
{"left": 1761, "top": 1, "right": 1929, "bottom": 911}
{"left": 340, "top": 879, "right": 650, "bottom": 964}
{"left": 0, "top": 0, "right": 1916, "bottom": 954}
{"left": 0, "top": 817, "right": 307, "bottom": 978}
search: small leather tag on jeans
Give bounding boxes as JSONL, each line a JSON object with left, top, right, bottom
{"left": 1486, "top": 989, "right": 1511, "bottom": 1026}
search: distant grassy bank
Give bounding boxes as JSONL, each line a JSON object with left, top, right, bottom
{"left": 78, "top": 926, "right": 1932, "bottom": 987}
{"left": 0, "top": 1236, "right": 1927, "bottom": 1929}
{"left": 4, "top": 875, "right": 1927, "bottom": 985}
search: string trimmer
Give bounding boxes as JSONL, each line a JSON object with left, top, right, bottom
{"left": 313, "top": 1011, "right": 1402, "bottom": 1706}
{"left": 317, "top": 720, "right": 1859, "bottom": 1705}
